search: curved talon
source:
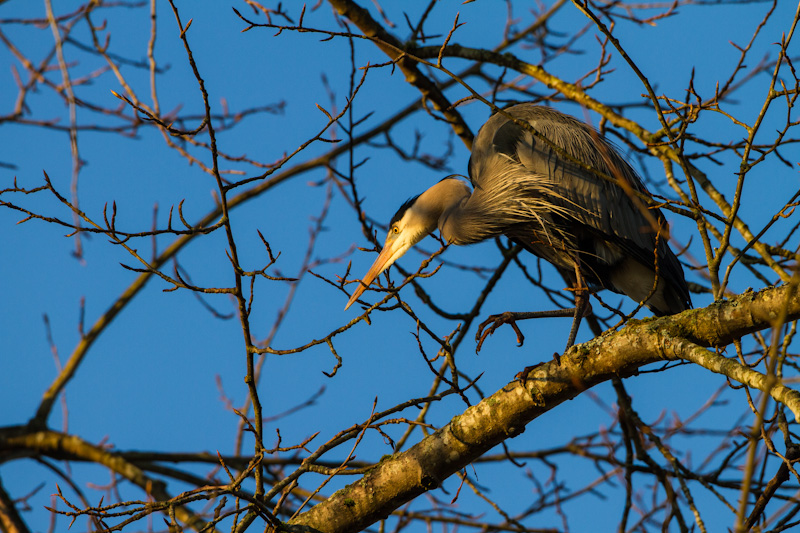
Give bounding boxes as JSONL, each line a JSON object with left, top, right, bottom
{"left": 476, "top": 312, "right": 527, "bottom": 353}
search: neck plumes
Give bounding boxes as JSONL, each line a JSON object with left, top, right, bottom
{"left": 434, "top": 177, "right": 504, "bottom": 246}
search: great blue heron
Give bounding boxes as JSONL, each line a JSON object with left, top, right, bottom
{"left": 345, "top": 103, "right": 691, "bottom": 351}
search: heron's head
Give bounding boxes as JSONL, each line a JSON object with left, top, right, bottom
{"left": 344, "top": 193, "right": 439, "bottom": 310}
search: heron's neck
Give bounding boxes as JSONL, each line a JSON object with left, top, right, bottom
{"left": 416, "top": 178, "right": 473, "bottom": 244}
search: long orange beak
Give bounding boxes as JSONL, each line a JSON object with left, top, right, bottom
{"left": 344, "top": 243, "right": 398, "bottom": 311}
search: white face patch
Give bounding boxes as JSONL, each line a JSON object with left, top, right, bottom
{"left": 381, "top": 210, "right": 431, "bottom": 274}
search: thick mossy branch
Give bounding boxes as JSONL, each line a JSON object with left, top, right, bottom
{"left": 288, "top": 284, "right": 800, "bottom": 533}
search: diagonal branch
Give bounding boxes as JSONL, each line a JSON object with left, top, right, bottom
{"left": 669, "top": 339, "right": 800, "bottom": 420}
{"left": 287, "top": 284, "right": 800, "bottom": 532}
{"left": 325, "top": 0, "right": 473, "bottom": 148}
{"left": 0, "top": 427, "right": 219, "bottom": 533}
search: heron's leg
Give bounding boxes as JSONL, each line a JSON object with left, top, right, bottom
{"left": 563, "top": 288, "right": 590, "bottom": 352}
{"left": 563, "top": 264, "right": 592, "bottom": 352}
{"left": 475, "top": 308, "right": 577, "bottom": 353}
{"left": 476, "top": 263, "right": 592, "bottom": 355}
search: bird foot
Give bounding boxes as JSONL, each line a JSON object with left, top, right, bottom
{"left": 515, "top": 362, "right": 542, "bottom": 382}
{"left": 476, "top": 312, "right": 526, "bottom": 353}
{"left": 516, "top": 352, "right": 561, "bottom": 381}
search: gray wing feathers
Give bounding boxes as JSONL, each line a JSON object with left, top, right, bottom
{"left": 468, "top": 103, "right": 690, "bottom": 312}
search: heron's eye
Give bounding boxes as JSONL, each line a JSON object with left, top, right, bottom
{"left": 391, "top": 226, "right": 400, "bottom": 234}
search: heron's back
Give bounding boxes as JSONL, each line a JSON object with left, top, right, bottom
{"left": 467, "top": 103, "right": 691, "bottom": 315}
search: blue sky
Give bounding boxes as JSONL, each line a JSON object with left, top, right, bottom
{"left": 1, "top": 1, "right": 798, "bottom": 531}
